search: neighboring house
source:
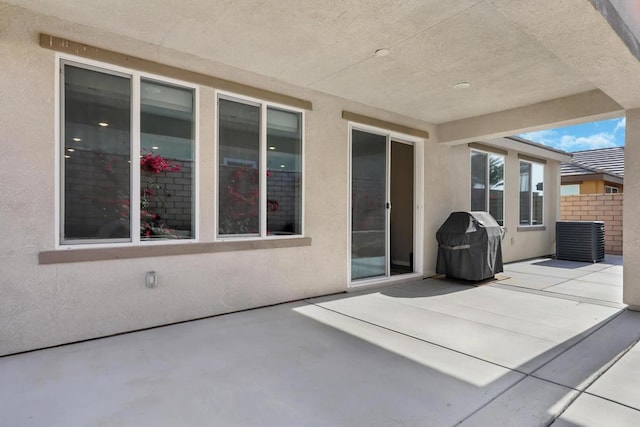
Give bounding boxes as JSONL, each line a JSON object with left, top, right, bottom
{"left": 560, "top": 147, "right": 625, "bottom": 255}
{"left": 3, "top": 1, "right": 640, "bottom": 356}
{"left": 561, "top": 147, "right": 624, "bottom": 195}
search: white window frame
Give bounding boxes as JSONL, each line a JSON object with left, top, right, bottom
{"left": 55, "top": 54, "right": 200, "bottom": 249}
{"left": 470, "top": 149, "right": 505, "bottom": 224}
{"left": 519, "top": 160, "right": 544, "bottom": 226}
{"left": 605, "top": 185, "right": 619, "bottom": 194}
{"left": 214, "top": 91, "right": 305, "bottom": 241}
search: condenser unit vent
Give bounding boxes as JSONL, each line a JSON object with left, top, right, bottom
{"left": 556, "top": 221, "right": 605, "bottom": 263}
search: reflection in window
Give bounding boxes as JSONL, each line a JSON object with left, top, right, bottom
{"left": 217, "top": 97, "right": 303, "bottom": 237}
{"left": 519, "top": 161, "right": 544, "bottom": 225}
{"left": 60, "top": 62, "right": 196, "bottom": 244}
{"left": 471, "top": 151, "right": 504, "bottom": 225}
{"left": 62, "top": 65, "right": 131, "bottom": 242}
{"left": 267, "top": 107, "right": 302, "bottom": 235}
{"left": 218, "top": 99, "right": 260, "bottom": 235}
{"left": 140, "top": 79, "right": 195, "bottom": 240}
{"left": 351, "top": 129, "right": 387, "bottom": 280}
{"left": 471, "top": 152, "right": 487, "bottom": 210}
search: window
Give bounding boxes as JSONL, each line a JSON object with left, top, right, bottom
{"left": 471, "top": 151, "right": 504, "bottom": 225}
{"left": 60, "top": 60, "right": 196, "bottom": 245}
{"left": 217, "top": 95, "right": 303, "bottom": 238}
{"left": 519, "top": 161, "right": 544, "bottom": 225}
{"left": 561, "top": 184, "right": 580, "bottom": 196}
{"left": 605, "top": 185, "right": 619, "bottom": 194}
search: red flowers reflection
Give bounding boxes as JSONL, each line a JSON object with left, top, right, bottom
{"left": 140, "top": 153, "right": 181, "bottom": 174}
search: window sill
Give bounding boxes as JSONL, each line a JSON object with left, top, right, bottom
{"left": 39, "top": 237, "right": 312, "bottom": 265}
{"left": 517, "top": 225, "right": 546, "bottom": 232}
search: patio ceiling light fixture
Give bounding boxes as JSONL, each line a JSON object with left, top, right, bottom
{"left": 454, "top": 82, "right": 471, "bottom": 89}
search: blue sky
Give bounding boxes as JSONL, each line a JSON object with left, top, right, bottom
{"left": 518, "top": 117, "right": 626, "bottom": 153}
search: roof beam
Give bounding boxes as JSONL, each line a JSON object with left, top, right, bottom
{"left": 437, "top": 90, "right": 623, "bottom": 145}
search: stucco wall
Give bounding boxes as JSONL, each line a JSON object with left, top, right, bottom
{"left": 624, "top": 109, "right": 640, "bottom": 309}
{"left": 0, "top": 4, "right": 564, "bottom": 355}
{"left": 577, "top": 180, "right": 623, "bottom": 194}
{"left": 503, "top": 156, "right": 561, "bottom": 262}
{"left": 445, "top": 144, "right": 561, "bottom": 264}
{"left": 423, "top": 143, "right": 469, "bottom": 273}
{"left": 0, "top": 5, "right": 432, "bottom": 354}
{"left": 0, "top": 4, "right": 439, "bottom": 355}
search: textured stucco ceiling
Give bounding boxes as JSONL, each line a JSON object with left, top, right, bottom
{"left": 5, "top": 0, "right": 640, "bottom": 125}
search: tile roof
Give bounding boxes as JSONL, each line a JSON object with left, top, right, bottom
{"left": 561, "top": 146, "right": 624, "bottom": 178}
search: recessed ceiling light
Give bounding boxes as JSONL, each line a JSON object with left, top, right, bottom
{"left": 454, "top": 82, "right": 471, "bottom": 89}
{"left": 151, "top": 146, "right": 159, "bottom": 150}
{"left": 269, "top": 146, "right": 276, "bottom": 150}
{"left": 374, "top": 48, "right": 390, "bottom": 57}
{"left": 64, "top": 155, "right": 71, "bottom": 159}
{"left": 67, "top": 148, "right": 75, "bottom": 152}
{"left": 72, "top": 137, "right": 82, "bottom": 142}
{"left": 98, "top": 122, "right": 109, "bottom": 127}
{"left": 280, "top": 164, "right": 285, "bottom": 168}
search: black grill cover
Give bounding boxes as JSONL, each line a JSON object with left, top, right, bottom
{"left": 436, "top": 211, "right": 504, "bottom": 281}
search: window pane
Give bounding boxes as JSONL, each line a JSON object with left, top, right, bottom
{"left": 140, "top": 79, "right": 195, "bottom": 240}
{"left": 266, "top": 107, "right": 302, "bottom": 235}
{"left": 489, "top": 155, "right": 504, "bottom": 225}
{"left": 532, "top": 163, "right": 544, "bottom": 225}
{"left": 62, "top": 64, "right": 131, "bottom": 242}
{"left": 561, "top": 184, "right": 580, "bottom": 195}
{"left": 470, "top": 151, "right": 487, "bottom": 211}
{"left": 519, "top": 162, "right": 531, "bottom": 225}
{"left": 351, "top": 130, "right": 387, "bottom": 280}
{"left": 218, "top": 99, "right": 260, "bottom": 235}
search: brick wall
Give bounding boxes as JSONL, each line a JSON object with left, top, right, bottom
{"left": 266, "top": 169, "right": 301, "bottom": 233}
{"left": 218, "top": 165, "right": 301, "bottom": 235}
{"left": 141, "top": 159, "right": 193, "bottom": 233}
{"left": 64, "top": 150, "right": 131, "bottom": 239}
{"left": 65, "top": 149, "right": 194, "bottom": 240}
{"left": 560, "top": 194, "right": 623, "bottom": 255}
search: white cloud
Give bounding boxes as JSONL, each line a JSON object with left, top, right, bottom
{"left": 519, "top": 118, "right": 626, "bottom": 152}
{"left": 557, "top": 132, "right": 618, "bottom": 151}
{"left": 518, "top": 129, "right": 559, "bottom": 147}
{"left": 520, "top": 126, "right": 623, "bottom": 152}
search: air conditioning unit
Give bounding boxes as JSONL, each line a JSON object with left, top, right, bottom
{"left": 556, "top": 221, "right": 605, "bottom": 263}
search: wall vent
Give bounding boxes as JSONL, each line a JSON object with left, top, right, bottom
{"left": 556, "top": 221, "right": 605, "bottom": 263}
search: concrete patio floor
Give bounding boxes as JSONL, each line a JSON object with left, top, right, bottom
{"left": 1, "top": 256, "right": 639, "bottom": 426}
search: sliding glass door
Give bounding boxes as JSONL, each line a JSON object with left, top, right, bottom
{"left": 350, "top": 127, "right": 417, "bottom": 282}
{"left": 351, "top": 129, "right": 388, "bottom": 280}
